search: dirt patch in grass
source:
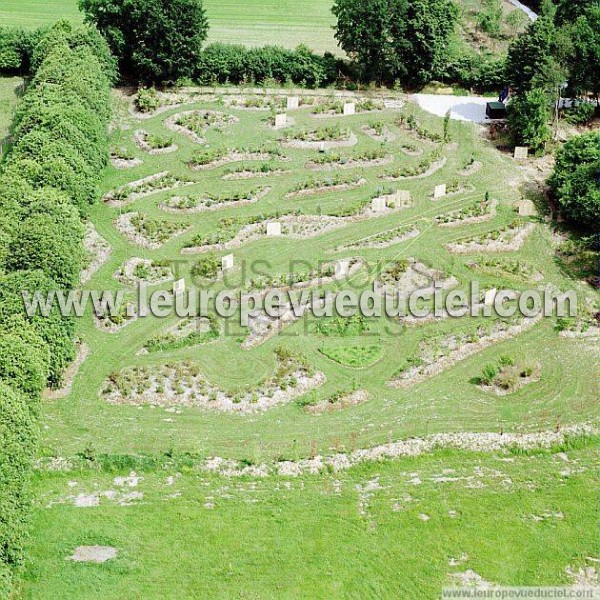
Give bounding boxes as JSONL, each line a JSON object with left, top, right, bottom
{"left": 44, "top": 343, "right": 89, "bottom": 400}
{"left": 281, "top": 132, "right": 358, "bottom": 150}
{"left": 114, "top": 257, "right": 174, "bottom": 286}
{"left": 161, "top": 187, "right": 270, "bottom": 214}
{"left": 68, "top": 546, "right": 117, "bottom": 564}
{"left": 115, "top": 212, "right": 190, "bottom": 250}
{"left": 81, "top": 223, "right": 111, "bottom": 284}
{"left": 104, "top": 172, "right": 195, "bottom": 207}
{"left": 133, "top": 130, "right": 178, "bottom": 155}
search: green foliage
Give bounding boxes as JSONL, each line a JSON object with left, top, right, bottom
{"left": 549, "top": 131, "right": 600, "bottom": 229}
{"left": 196, "top": 43, "right": 337, "bottom": 88}
{"left": 0, "top": 22, "right": 113, "bottom": 593}
{"left": 0, "top": 380, "right": 39, "bottom": 583}
{"left": 476, "top": 0, "right": 503, "bottom": 38}
{"left": 0, "top": 27, "right": 45, "bottom": 74}
{"left": 507, "top": 88, "right": 551, "bottom": 151}
{"left": 506, "top": 12, "right": 557, "bottom": 95}
{"left": 567, "top": 7, "right": 600, "bottom": 99}
{"left": 331, "top": 0, "right": 458, "bottom": 84}
{"left": 0, "top": 319, "right": 49, "bottom": 398}
{"left": 80, "top": 0, "right": 209, "bottom": 83}
{"left": 191, "top": 254, "right": 220, "bottom": 280}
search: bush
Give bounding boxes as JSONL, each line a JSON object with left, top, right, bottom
{"left": 0, "top": 26, "right": 46, "bottom": 74}
{"left": 507, "top": 88, "right": 551, "bottom": 151}
{"left": 191, "top": 254, "right": 220, "bottom": 279}
{"left": 0, "top": 319, "right": 49, "bottom": 397}
{"left": 0, "top": 271, "right": 76, "bottom": 387}
{"left": 0, "top": 380, "right": 39, "bottom": 584}
{"left": 195, "top": 43, "right": 337, "bottom": 87}
{"left": 0, "top": 23, "right": 113, "bottom": 594}
{"left": 563, "top": 101, "right": 596, "bottom": 125}
{"left": 549, "top": 131, "right": 600, "bottom": 229}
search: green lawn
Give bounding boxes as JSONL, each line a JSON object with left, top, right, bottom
{"left": 0, "top": 0, "right": 339, "bottom": 53}
{"left": 23, "top": 444, "right": 600, "bottom": 598}
{"left": 40, "top": 89, "right": 599, "bottom": 463}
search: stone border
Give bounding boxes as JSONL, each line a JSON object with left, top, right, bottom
{"left": 280, "top": 132, "right": 358, "bottom": 150}
{"left": 160, "top": 187, "right": 271, "bottom": 214}
{"left": 389, "top": 313, "right": 543, "bottom": 389}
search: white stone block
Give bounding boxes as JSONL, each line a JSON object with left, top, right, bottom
{"left": 343, "top": 102, "right": 355, "bottom": 116}
{"left": 266, "top": 222, "right": 282, "bottom": 237}
{"left": 335, "top": 260, "right": 350, "bottom": 279}
{"left": 221, "top": 254, "right": 234, "bottom": 270}
{"left": 514, "top": 146, "right": 529, "bottom": 160}
{"left": 434, "top": 184, "right": 447, "bottom": 199}
{"left": 274, "top": 113, "right": 287, "bottom": 129}
{"left": 287, "top": 96, "right": 299, "bottom": 110}
{"left": 518, "top": 199, "right": 537, "bottom": 217}
{"left": 394, "top": 190, "right": 411, "bottom": 204}
{"left": 484, "top": 288, "right": 497, "bottom": 306}
{"left": 173, "top": 279, "right": 186, "bottom": 295}
{"left": 371, "top": 197, "right": 387, "bottom": 212}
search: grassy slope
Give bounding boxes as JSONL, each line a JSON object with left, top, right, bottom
{"left": 0, "top": 0, "right": 338, "bottom": 53}
{"left": 0, "top": 0, "right": 527, "bottom": 56}
{"left": 23, "top": 445, "right": 599, "bottom": 598}
{"left": 40, "top": 91, "right": 600, "bottom": 462}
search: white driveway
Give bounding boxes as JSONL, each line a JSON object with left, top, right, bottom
{"left": 411, "top": 94, "right": 498, "bottom": 124}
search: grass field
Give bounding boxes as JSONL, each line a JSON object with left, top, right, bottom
{"left": 24, "top": 443, "right": 599, "bottom": 598}
{"left": 13, "top": 85, "right": 594, "bottom": 596}
{"left": 0, "top": 0, "right": 339, "bottom": 53}
{"left": 0, "top": 0, "right": 527, "bottom": 56}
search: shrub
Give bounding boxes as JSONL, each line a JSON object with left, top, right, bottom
{"left": 0, "top": 319, "right": 49, "bottom": 397}
{"left": 0, "top": 381, "right": 39, "bottom": 584}
{"left": 480, "top": 363, "right": 499, "bottom": 385}
{"left": 191, "top": 254, "right": 220, "bottom": 279}
{"left": 549, "top": 131, "right": 600, "bottom": 229}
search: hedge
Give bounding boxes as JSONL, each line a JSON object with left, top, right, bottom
{"left": 0, "top": 21, "right": 113, "bottom": 598}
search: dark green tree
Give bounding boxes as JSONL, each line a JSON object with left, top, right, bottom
{"left": 332, "top": 0, "right": 457, "bottom": 84}
{"left": 507, "top": 88, "right": 551, "bottom": 151}
{"left": 505, "top": 9, "right": 557, "bottom": 95}
{"left": 549, "top": 132, "right": 600, "bottom": 229}
{"left": 79, "top": 0, "right": 209, "bottom": 83}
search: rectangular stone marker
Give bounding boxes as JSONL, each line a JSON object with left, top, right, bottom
{"left": 274, "top": 113, "right": 287, "bottom": 129}
{"left": 514, "top": 146, "right": 529, "bottom": 160}
{"left": 221, "top": 254, "right": 234, "bottom": 270}
{"left": 518, "top": 199, "right": 537, "bottom": 217}
{"left": 371, "top": 196, "right": 387, "bottom": 212}
{"left": 287, "top": 96, "right": 299, "bottom": 110}
{"left": 434, "top": 184, "right": 447, "bottom": 199}
{"left": 173, "top": 279, "right": 185, "bottom": 295}
{"left": 335, "top": 260, "right": 350, "bottom": 279}
{"left": 484, "top": 288, "right": 497, "bottom": 306}
{"left": 394, "top": 190, "right": 411, "bottom": 204}
{"left": 266, "top": 222, "right": 282, "bottom": 237}
{"left": 343, "top": 102, "right": 355, "bottom": 116}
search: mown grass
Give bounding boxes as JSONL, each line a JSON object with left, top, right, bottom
{"left": 0, "top": 0, "right": 339, "bottom": 53}
{"left": 23, "top": 445, "right": 599, "bottom": 598}
{"left": 39, "top": 89, "right": 600, "bottom": 463}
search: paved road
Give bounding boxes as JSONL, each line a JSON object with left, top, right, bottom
{"left": 410, "top": 94, "right": 498, "bottom": 124}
